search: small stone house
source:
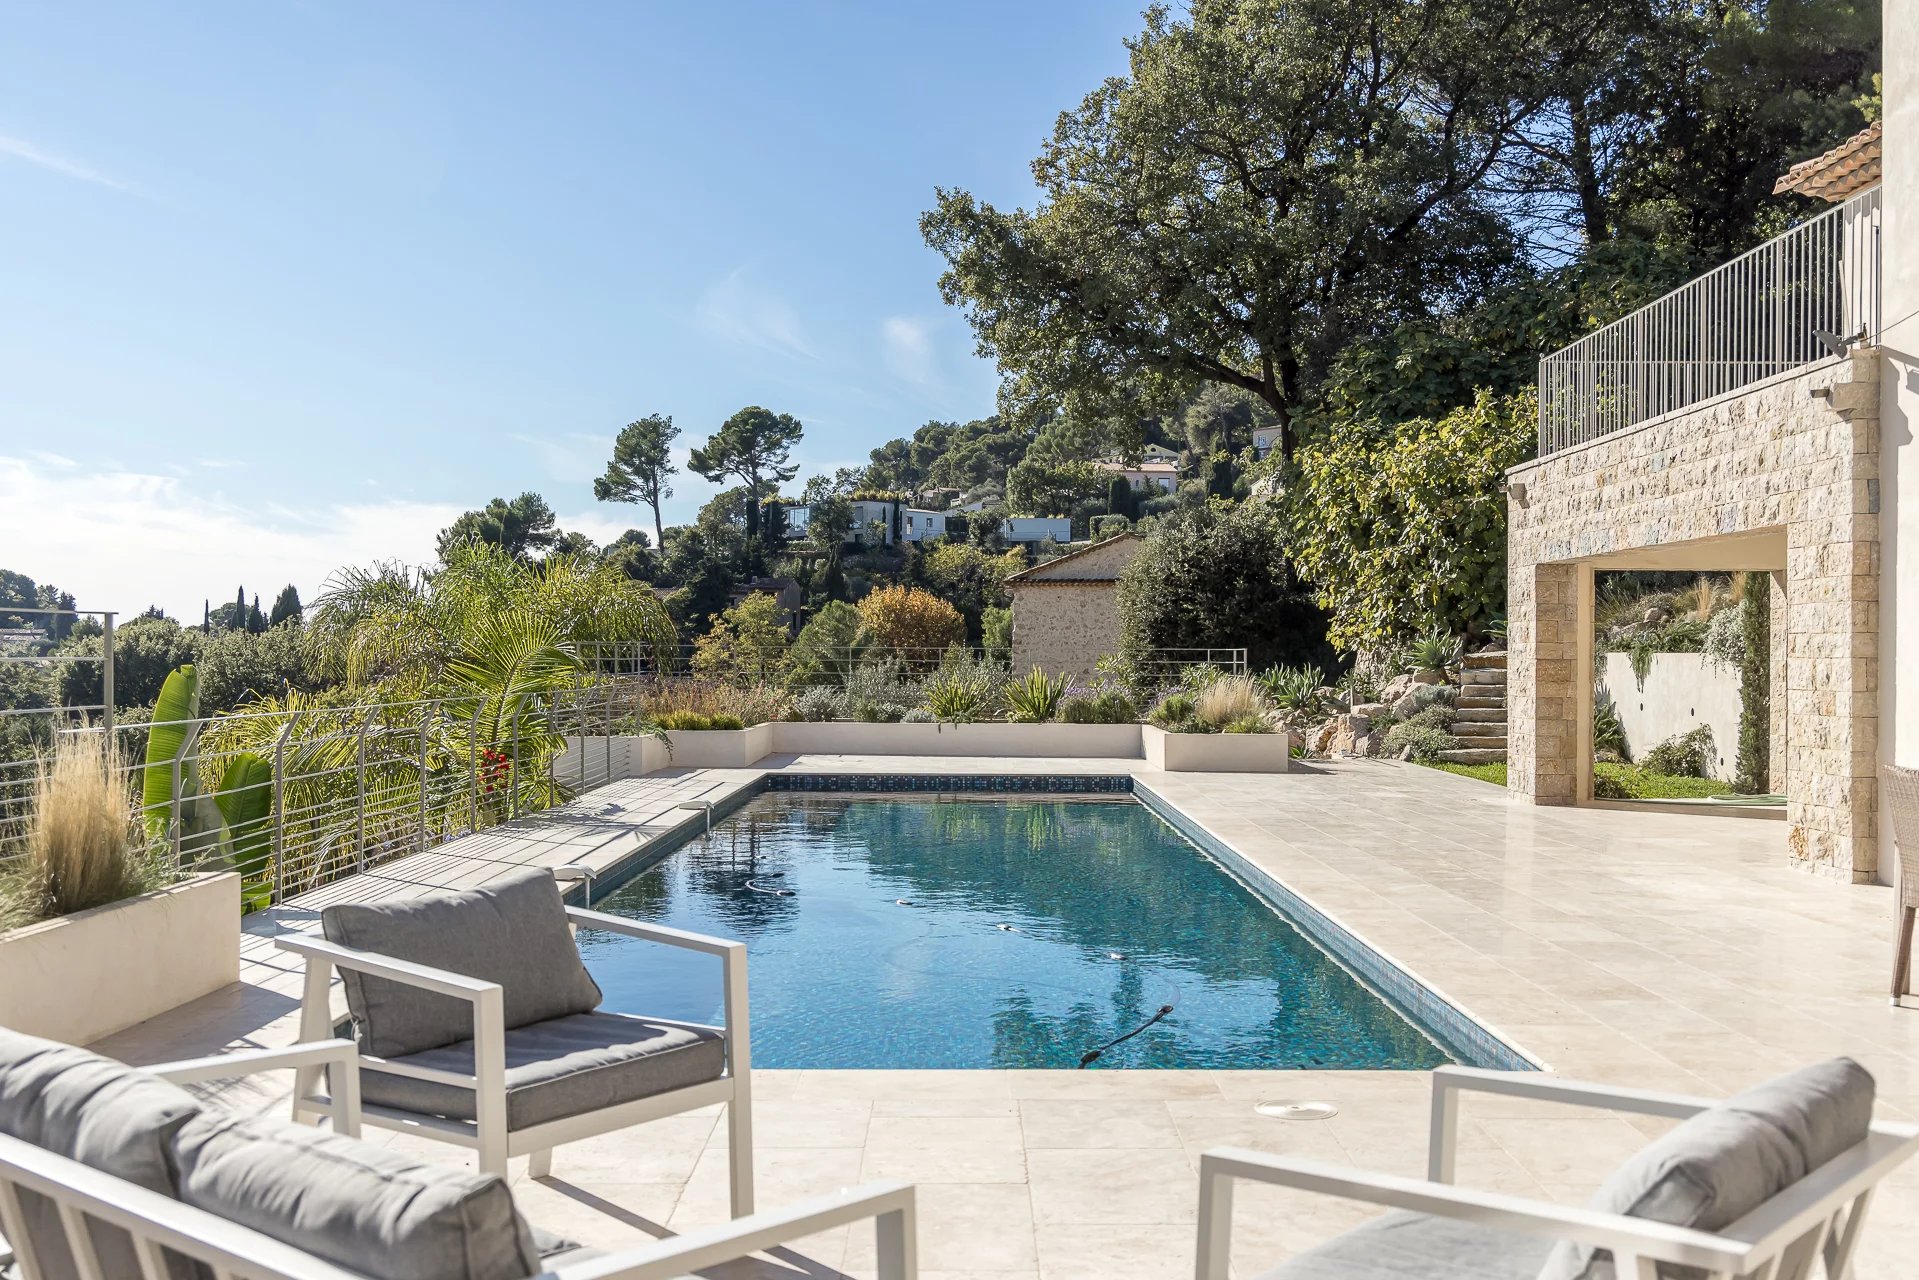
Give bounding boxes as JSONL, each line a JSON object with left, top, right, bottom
{"left": 1006, "top": 534, "right": 1142, "bottom": 677}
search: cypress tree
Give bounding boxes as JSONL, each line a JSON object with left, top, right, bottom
{"left": 1734, "top": 572, "right": 1771, "bottom": 795}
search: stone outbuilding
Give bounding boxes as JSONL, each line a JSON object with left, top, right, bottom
{"left": 1006, "top": 535, "right": 1142, "bottom": 677}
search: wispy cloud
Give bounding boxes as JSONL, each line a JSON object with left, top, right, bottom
{"left": 0, "top": 131, "right": 130, "bottom": 191}
{"left": 0, "top": 454, "right": 463, "bottom": 619}
{"left": 695, "top": 267, "right": 815, "bottom": 360}
{"left": 510, "top": 431, "right": 614, "bottom": 483}
{"left": 880, "top": 316, "right": 939, "bottom": 388}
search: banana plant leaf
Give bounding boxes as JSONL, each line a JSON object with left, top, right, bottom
{"left": 141, "top": 664, "right": 229, "bottom": 863}
{"left": 215, "top": 752, "right": 274, "bottom": 883}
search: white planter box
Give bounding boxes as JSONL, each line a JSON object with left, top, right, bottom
{"left": 663, "top": 723, "right": 777, "bottom": 768}
{"left": 773, "top": 720, "right": 1144, "bottom": 758}
{"left": 0, "top": 872, "right": 240, "bottom": 1046}
{"left": 1143, "top": 725, "right": 1293, "bottom": 773}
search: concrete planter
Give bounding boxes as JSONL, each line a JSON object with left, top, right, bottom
{"left": 0, "top": 872, "right": 240, "bottom": 1045}
{"left": 773, "top": 720, "right": 1143, "bottom": 759}
{"left": 1143, "top": 725, "right": 1293, "bottom": 773}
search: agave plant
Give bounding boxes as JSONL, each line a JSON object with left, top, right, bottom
{"left": 1255, "top": 664, "right": 1327, "bottom": 717}
{"left": 1005, "top": 668, "right": 1069, "bottom": 723}
{"left": 1405, "top": 628, "right": 1461, "bottom": 676}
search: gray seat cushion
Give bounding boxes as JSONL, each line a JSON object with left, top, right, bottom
{"left": 359, "top": 1010, "right": 727, "bottom": 1131}
{"left": 170, "top": 1109, "right": 541, "bottom": 1280}
{"left": 0, "top": 1028, "right": 205, "bottom": 1280}
{"left": 1260, "top": 1210, "right": 1554, "bottom": 1280}
{"left": 322, "top": 867, "right": 603, "bottom": 1057}
{"left": 1538, "top": 1057, "right": 1875, "bottom": 1280}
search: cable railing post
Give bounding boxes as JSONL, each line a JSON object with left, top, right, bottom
{"left": 271, "top": 715, "right": 295, "bottom": 905}
{"left": 100, "top": 611, "right": 116, "bottom": 736}
{"left": 469, "top": 703, "right": 481, "bottom": 834}
{"left": 354, "top": 718, "right": 370, "bottom": 873}
{"left": 417, "top": 701, "right": 432, "bottom": 855}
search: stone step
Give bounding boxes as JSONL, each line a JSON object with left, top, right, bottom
{"left": 1457, "top": 695, "right": 1506, "bottom": 710}
{"left": 1435, "top": 747, "right": 1507, "bottom": 765}
{"left": 1451, "top": 707, "right": 1506, "bottom": 723}
{"left": 1460, "top": 670, "right": 1508, "bottom": 687}
{"left": 1461, "top": 651, "right": 1508, "bottom": 670}
{"left": 1452, "top": 724, "right": 1507, "bottom": 740}
{"left": 1450, "top": 729, "right": 1512, "bottom": 752}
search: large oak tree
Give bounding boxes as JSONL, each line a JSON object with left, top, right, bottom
{"left": 922, "top": 0, "right": 1594, "bottom": 463}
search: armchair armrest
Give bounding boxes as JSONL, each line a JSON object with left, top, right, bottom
{"left": 563, "top": 907, "right": 744, "bottom": 959}
{"left": 150, "top": 1040, "right": 362, "bottom": 1139}
{"left": 553, "top": 1181, "right": 915, "bottom": 1280}
{"left": 273, "top": 932, "right": 506, "bottom": 1100}
{"left": 1195, "top": 1147, "right": 1751, "bottom": 1280}
{"left": 275, "top": 933, "right": 505, "bottom": 1000}
{"left": 563, "top": 907, "right": 752, "bottom": 1082}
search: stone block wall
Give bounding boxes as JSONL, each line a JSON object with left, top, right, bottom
{"left": 1507, "top": 351, "right": 1882, "bottom": 880}
{"left": 1009, "top": 583, "right": 1124, "bottom": 677}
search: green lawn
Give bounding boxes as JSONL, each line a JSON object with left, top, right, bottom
{"left": 1426, "top": 761, "right": 1507, "bottom": 786}
{"left": 1592, "top": 763, "right": 1733, "bottom": 800}
{"left": 1419, "top": 759, "right": 1736, "bottom": 801}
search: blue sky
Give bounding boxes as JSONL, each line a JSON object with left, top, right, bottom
{"left": 0, "top": 1, "right": 1143, "bottom": 617}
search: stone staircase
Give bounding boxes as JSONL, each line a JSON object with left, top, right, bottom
{"left": 1441, "top": 651, "right": 1507, "bottom": 765}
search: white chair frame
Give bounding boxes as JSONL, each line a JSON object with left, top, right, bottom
{"left": 275, "top": 889, "right": 755, "bottom": 1215}
{"left": 1195, "top": 1065, "right": 1919, "bottom": 1280}
{"left": 0, "top": 1040, "right": 914, "bottom": 1280}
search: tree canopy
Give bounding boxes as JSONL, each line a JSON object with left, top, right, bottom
{"left": 595, "top": 414, "right": 681, "bottom": 550}
{"left": 689, "top": 407, "right": 803, "bottom": 538}
{"left": 436, "top": 491, "right": 563, "bottom": 562}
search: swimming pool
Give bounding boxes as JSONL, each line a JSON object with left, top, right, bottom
{"left": 579, "top": 792, "right": 1453, "bottom": 1070}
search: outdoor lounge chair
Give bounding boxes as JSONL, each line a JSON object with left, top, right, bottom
{"left": 274, "top": 865, "right": 756, "bottom": 1214}
{"left": 1196, "top": 1060, "right": 1919, "bottom": 1280}
{"left": 1885, "top": 762, "right": 1919, "bottom": 1004}
{"left": 0, "top": 1027, "right": 915, "bottom": 1280}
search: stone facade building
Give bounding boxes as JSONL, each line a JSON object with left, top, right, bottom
{"left": 1507, "top": 353, "right": 1880, "bottom": 880}
{"left": 1006, "top": 535, "right": 1141, "bottom": 677}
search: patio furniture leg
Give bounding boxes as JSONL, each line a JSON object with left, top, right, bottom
{"left": 527, "top": 1148, "right": 553, "bottom": 1179}
{"left": 1893, "top": 905, "right": 1915, "bottom": 1005}
{"left": 728, "top": 1089, "right": 755, "bottom": 1218}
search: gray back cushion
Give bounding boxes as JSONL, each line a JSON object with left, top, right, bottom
{"left": 1537, "top": 1058, "right": 1875, "bottom": 1280}
{"left": 171, "top": 1110, "right": 541, "bottom": 1280}
{"left": 322, "top": 867, "right": 602, "bottom": 1057}
{"left": 0, "top": 1028, "right": 206, "bottom": 1280}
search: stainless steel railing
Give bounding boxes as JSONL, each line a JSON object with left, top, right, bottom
{"left": 1538, "top": 185, "right": 1881, "bottom": 454}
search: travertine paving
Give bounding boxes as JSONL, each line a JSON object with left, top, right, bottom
{"left": 95, "top": 757, "right": 1919, "bottom": 1279}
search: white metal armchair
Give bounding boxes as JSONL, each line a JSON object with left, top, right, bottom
{"left": 1196, "top": 1062, "right": 1919, "bottom": 1280}
{"left": 0, "top": 1030, "right": 914, "bottom": 1280}
{"left": 275, "top": 865, "right": 755, "bottom": 1214}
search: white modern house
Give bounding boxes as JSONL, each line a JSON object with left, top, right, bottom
{"left": 1505, "top": 17, "right": 1919, "bottom": 888}
{"left": 781, "top": 498, "right": 949, "bottom": 546}
{"left": 1000, "top": 515, "right": 1072, "bottom": 544}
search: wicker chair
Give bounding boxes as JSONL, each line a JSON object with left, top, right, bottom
{"left": 1887, "top": 764, "right": 1919, "bottom": 1004}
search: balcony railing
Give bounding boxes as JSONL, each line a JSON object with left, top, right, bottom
{"left": 1537, "top": 186, "right": 1881, "bottom": 455}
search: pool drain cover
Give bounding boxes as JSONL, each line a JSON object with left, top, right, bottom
{"left": 1255, "top": 1100, "right": 1339, "bottom": 1121}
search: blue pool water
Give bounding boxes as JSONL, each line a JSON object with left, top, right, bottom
{"left": 579, "top": 793, "right": 1451, "bottom": 1070}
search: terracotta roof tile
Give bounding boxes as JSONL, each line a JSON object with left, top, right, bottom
{"left": 1774, "top": 120, "right": 1882, "bottom": 202}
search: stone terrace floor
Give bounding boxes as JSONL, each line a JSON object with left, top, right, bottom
{"left": 95, "top": 756, "right": 1919, "bottom": 1280}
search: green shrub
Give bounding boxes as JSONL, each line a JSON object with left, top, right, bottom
{"left": 1640, "top": 725, "right": 1715, "bottom": 779}
{"left": 1059, "top": 690, "right": 1138, "bottom": 724}
{"left": 1592, "top": 689, "right": 1626, "bottom": 759}
{"left": 1222, "top": 714, "right": 1274, "bottom": 734}
{"left": 1382, "top": 722, "right": 1456, "bottom": 763}
{"left": 1005, "top": 668, "right": 1069, "bottom": 723}
{"left": 1148, "top": 691, "right": 1197, "bottom": 728}
{"left": 1402, "top": 704, "right": 1454, "bottom": 732}
{"left": 901, "top": 708, "right": 935, "bottom": 723}
{"left": 791, "top": 686, "right": 846, "bottom": 722}
{"left": 655, "top": 711, "right": 712, "bottom": 731}
{"left": 1734, "top": 572, "right": 1771, "bottom": 794}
